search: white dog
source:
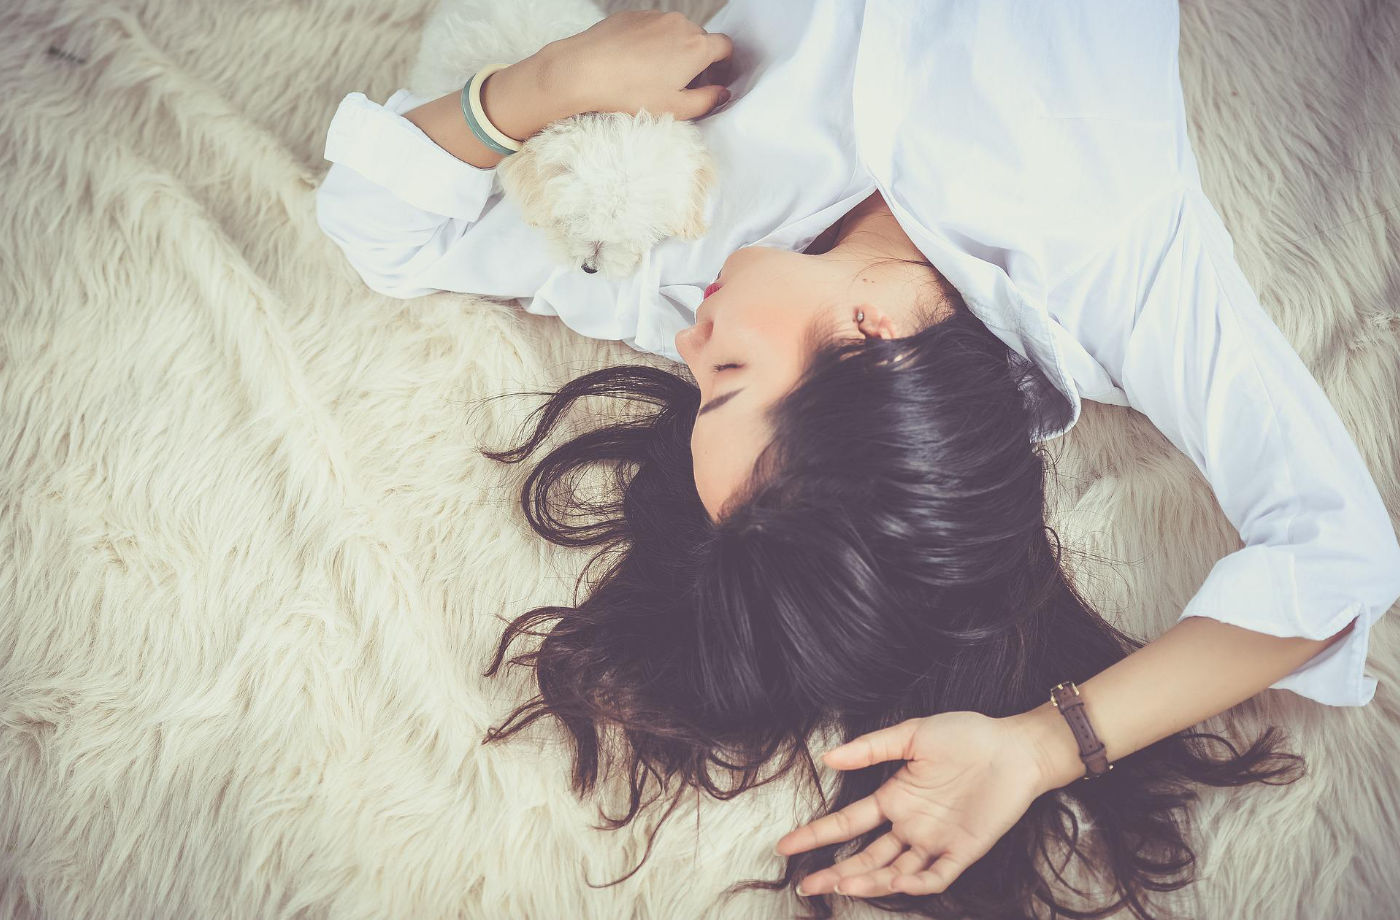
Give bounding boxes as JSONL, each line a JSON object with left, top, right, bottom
{"left": 406, "top": 0, "right": 717, "bottom": 279}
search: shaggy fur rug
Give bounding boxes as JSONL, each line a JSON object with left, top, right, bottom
{"left": 3, "top": 0, "right": 1399, "bottom": 917}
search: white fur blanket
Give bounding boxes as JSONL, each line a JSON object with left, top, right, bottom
{"left": 2, "top": 0, "right": 1399, "bottom": 917}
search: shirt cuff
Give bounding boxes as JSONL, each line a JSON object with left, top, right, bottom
{"left": 1266, "top": 604, "right": 1378, "bottom": 707}
{"left": 322, "top": 90, "right": 497, "bottom": 221}
{"left": 1177, "top": 542, "right": 1398, "bottom": 707}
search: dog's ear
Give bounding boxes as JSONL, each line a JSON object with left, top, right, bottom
{"left": 669, "top": 155, "right": 716, "bottom": 240}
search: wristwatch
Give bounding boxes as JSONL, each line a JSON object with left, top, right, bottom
{"left": 1050, "top": 681, "right": 1113, "bottom": 780}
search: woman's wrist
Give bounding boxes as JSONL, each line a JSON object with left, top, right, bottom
{"left": 482, "top": 49, "right": 586, "bottom": 140}
{"left": 402, "top": 51, "right": 582, "bottom": 169}
{"left": 1004, "top": 616, "right": 1361, "bottom": 799}
{"left": 1006, "top": 700, "right": 1091, "bottom": 795}
{"left": 528, "top": 41, "right": 598, "bottom": 117}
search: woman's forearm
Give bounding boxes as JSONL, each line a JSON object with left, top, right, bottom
{"left": 1009, "top": 613, "right": 1358, "bottom": 792}
{"left": 402, "top": 50, "right": 582, "bottom": 169}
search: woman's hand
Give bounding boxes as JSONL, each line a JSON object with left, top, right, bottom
{"left": 774, "top": 711, "right": 1059, "bottom": 898}
{"left": 542, "top": 10, "right": 734, "bottom": 121}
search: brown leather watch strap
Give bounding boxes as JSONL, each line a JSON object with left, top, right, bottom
{"left": 1050, "top": 681, "right": 1112, "bottom": 780}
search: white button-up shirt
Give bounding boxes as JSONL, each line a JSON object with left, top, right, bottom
{"left": 315, "top": 0, "right": 1400, "bottom": 707}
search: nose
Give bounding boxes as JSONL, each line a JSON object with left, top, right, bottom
{"left": 674, "top": 316, "right": 710, "bottom": 366}
{"left": 581, "top": 242, "right": 602, "bottom": 273}
{"left": 674, "top": 323, "right": 691, "bottom": 362}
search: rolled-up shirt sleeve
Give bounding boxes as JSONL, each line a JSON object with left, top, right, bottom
{"left": 1052, "top": 182, "right": 1400, "bottom": 707}
{"left": 314, "top": 89, "right": 500, "bottom": 298}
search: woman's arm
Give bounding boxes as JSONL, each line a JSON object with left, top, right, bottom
{"left": 784, "top": 613, "right": 1367, "bottom": 898}
{"left": 1045, "top": 182, "right": 1400, "bottom": 708}
{"left": 313, "top": 49, "right": 579, "bottom": 299}
{"left": 315, "top": 12, "right": 730, "bottom": 299}
{"left": 403, "top": 10, "right": 733, "bottom": 170}
{"left": 1012, "top": 614, "right": 1357, "bottom": 791}
{"left": 1020, "top": 178, "right": 1400, "bottom": 779}
{"left": 401, "top": 52, "right": 581, "bottom": 170}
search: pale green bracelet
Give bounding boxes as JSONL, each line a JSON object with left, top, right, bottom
{"left": 460, "top": 64, "right": 524, "bottom": 157}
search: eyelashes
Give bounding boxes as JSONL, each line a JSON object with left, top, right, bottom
{"left": 712, "top": 362, "right": 740, "bottom": 373}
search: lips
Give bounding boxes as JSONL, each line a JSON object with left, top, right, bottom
{"left": 703, "top": 281, "right": 723, "bottom": 299}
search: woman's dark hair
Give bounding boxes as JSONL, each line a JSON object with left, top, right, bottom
{"left": 471, "top": 259, "right": 1304, "bottom": 920}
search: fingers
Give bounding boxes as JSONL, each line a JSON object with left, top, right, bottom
{"left": 679, "top": 83, "right": 731, "bottom": 120}
{"left": 890, "top": 852, "right": 967, "bottom": 896}
{"left": 823, "top": 718, "right": 919, "bottom": 770}
{"left": 686, "top": 56, "right": 733, "bottom": 91}
{"left": 890, "top": 845, "right": 934, "bottom": 880}
{"left": 830, "top": 842, "right": 934, "bottom": 898}
{"left": 790, "top": 834, "right": 972, "bottom": 900}
{"left": 774, "top": 792, "right": 884, "bottom": 856}
{"left": 702, "top": 31, "right": 733, "bottom": 67}
{"left": 838, "top": 849, "right": 968, "bottom": 899}
{"left": 794, "top": 830, "right": 903, "bottom": 895}
{"left": 679, "top": 32, "right": 733, "bottom": 119}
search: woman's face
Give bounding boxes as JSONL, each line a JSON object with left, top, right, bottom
{"left": 674, "top": 244, "right": 935, "bottom": 522}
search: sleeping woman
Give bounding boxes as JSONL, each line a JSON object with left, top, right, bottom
{"left": 314, "top": 2, "right": 1400, "bottom": 916}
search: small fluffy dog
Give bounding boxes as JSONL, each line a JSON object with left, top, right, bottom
{"left": 406, "top": 0, "right": 717, "bottom": 279}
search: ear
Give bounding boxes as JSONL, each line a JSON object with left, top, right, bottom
{"left": 856, "top": 306, "right": 899, "bottom": 340}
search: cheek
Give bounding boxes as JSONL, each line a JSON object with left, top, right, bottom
{"left": 689, "top": 435, "right": 718, "bottom": 508}
{"left": 744, "top": 312, "right": 805, "bottom": 366}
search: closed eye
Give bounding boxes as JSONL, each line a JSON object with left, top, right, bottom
{"left": 712, "top": 362, "right": 740, "bottom": 373}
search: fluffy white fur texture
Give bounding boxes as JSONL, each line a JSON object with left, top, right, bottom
{"left": 408, "top": 0, "right": 716, "bottom": 278}
{"left": 1, "top": 0, "right": 1399, "bottom": 917}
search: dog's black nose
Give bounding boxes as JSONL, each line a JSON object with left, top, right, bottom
{"left": 581, "top": 263, "right": 597, "bottom": 274}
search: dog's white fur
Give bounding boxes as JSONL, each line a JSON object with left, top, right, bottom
{"left": 408, "top": 0, "right": 716, "bottom": 278}
{"left": 3, "top": 0, "right": 1400, "bottom": 917}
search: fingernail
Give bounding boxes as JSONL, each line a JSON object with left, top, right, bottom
{"left": 834, "top": 882, "right": 845, "bottom": 895}
{"left": 719, "top": 88, "right": 732, "bottom": 103}
{"left": 795, "top": 883, "right": 807, "bottom": 896}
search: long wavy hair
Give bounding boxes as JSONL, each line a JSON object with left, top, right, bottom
{"left": 473, "top": 257, "right": 1305, "bottom": 920}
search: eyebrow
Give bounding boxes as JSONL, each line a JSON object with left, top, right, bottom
{"left": 697, "top": 388, "right": 744, "bottom": 417}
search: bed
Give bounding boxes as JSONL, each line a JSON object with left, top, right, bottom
{"left": 2, "top": 0, "right": 1398, "bottom": 916}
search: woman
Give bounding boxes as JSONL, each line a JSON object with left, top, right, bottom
{"left": 315, "top": 2, "right": 1400, "bottom": 916}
